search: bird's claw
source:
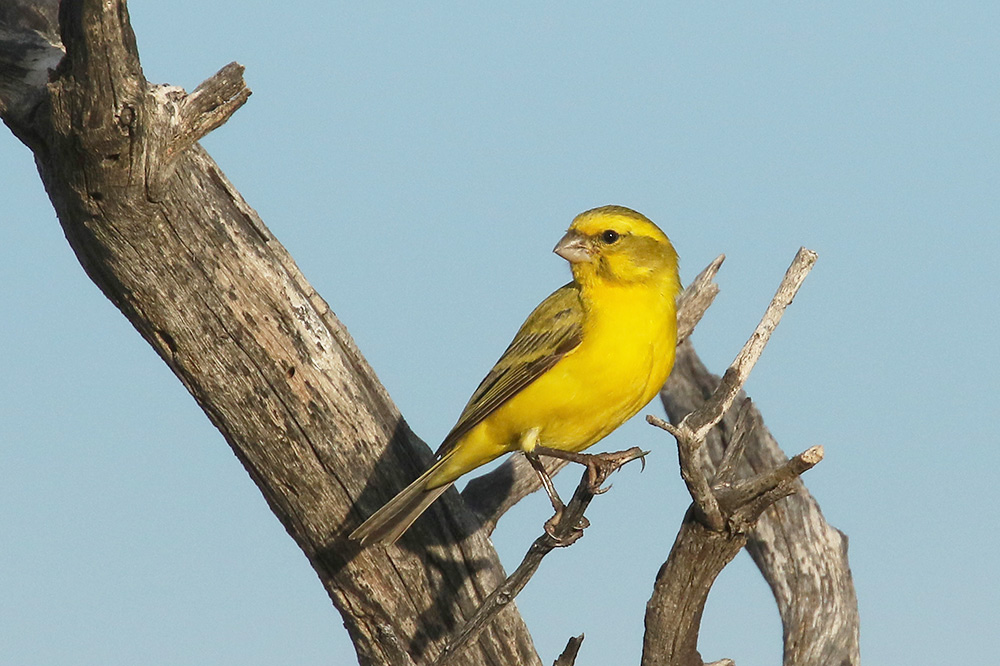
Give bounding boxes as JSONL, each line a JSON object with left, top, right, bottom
{"left": 591, "top": 481, "right": 612, "bottom": 495}
{"left": 584, "top": 447, "right": 647, "bottom": 491}
{"left": 544, "top": 509, "right": 589, "bottom": 547}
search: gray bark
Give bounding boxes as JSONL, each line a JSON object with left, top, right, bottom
{"left": 1, "top": 2, "right": 538, "bottom": 665}
{"left": 660, "top": 342, "right": 861, "bottom": 665}
{"left": 0, "top": 2, "right": 859, "bottom": 665}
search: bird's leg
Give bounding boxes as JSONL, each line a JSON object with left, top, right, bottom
{"left": 521, "top": 429, "right": 576, "bottom": 538}
{"left": 524, "top": 451, "right": 565, "bottom": 514}
{"left": 533, "top": 445, "right": 649, "bottom": 494}
{"left": 524, "top": 451, "right": 577, "bottom": 539}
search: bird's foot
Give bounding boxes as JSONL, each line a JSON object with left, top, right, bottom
{"left": 533, "top": 444, "right": 650, "bottom": 494}
{"left": 582, "top": 447, "right": 650, "bottom": 494}
{"left": 543, "top": 508, "right": 590, "bottom": 547}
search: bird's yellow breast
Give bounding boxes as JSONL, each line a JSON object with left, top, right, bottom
{"left": 430, "top": 280, "right": 677, "bottom": 485}
{"left": 519, "top": 280, "right": 677, "bottom": 449}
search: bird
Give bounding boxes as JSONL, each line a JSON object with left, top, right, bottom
{"left": 350, "top": 205, "right": 680, "bottom": 546}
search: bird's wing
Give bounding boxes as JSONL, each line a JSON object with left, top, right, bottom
{"left": 435, "top": 282, "right": 584, "bottom": 457}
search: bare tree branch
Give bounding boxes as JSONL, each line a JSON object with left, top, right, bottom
{"left": 712, "top": 398, "right": 755, "bottom": 485}
{"left": 552, "top": 635, "right": 585, "bottom": 666}
{"left": 660, "top": 343, "right": 860, "bottom": 666}
{"left": 1, "top": 3, "right": 858, "bottom": 665}
{"left": 435, "top": 448, "right": 646, "bottom": 666}
{"left": 640, "top": 439, "right": 822, "bottom": 666}
{"left": 641, "top": 248, "right": 822, "bottom": 666}
{"left": 680, "top": 248, "right": 817, "bottom": 443}
{"left": 650, "top": 248, "right": 818, "bottom": 530}
{"left": 675, "top": 254, "right": 725, "bottom": 342}
{"left": 164, "top": 61, "right": 251, "bottom": 161}
{"left": 0, "top": 2, "right": 540, "bottom": 665}
{"left": 656, "top": 247, "right": 858, "bottom": 664}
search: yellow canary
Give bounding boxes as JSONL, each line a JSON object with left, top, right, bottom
{"left": 351, "top": 205, "right": 680, "bottom": 546}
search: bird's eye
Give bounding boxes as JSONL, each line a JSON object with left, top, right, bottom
{"left": 601, "top": 229, "right": 620, "bottom": 244}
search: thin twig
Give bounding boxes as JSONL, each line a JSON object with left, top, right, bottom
{"left": 683, "top": 248, "right": 817, "bottom": 441}
{"left": 647, "top": 247, "right": 817, "bottom": 529}
{"left": 432, "top": 448, "right": 645, "bottom": 666}
{"left": 720, "top": 445, "right": 824, "bottom": 521}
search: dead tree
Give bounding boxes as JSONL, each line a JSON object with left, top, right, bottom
{"left": 0, "top": 2, "right": 859, "bottom": 664}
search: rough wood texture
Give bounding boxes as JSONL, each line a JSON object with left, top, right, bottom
{"left": 658, "top": 249, "right": 818, "bottom": 533}
{"left": 1, "top": 2, "right": 539, "bottom": 665}
{"left": 661, "top": 342, "right": 860, "bottom": 666}
{"left": 1, "top": 2, "right": 859, "bottom": 665}
{"left": 553, "top": 635, "right": 585, "bottom": 666}
{"left": 0, "top": 0, "right": 61, "bottom": 124}
{"left": 642, "top": 251, "right": 828, "bottom": 666}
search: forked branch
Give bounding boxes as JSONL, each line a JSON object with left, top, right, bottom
{"left": 648, "top": 247, "right": 817, "bottom": 531}
{"left": 660, "top": 342, "right": 860, "bottom": 665}
{"left": 640, "top": 248, "right": 821, "bottom": 666}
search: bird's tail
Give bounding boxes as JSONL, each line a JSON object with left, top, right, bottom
{"left": 350, "top": 453, "right": 456, "bottom": 547}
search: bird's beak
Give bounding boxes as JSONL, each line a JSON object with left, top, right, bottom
{"left": 553, "top": 230, "right": 592, "bottom": 264}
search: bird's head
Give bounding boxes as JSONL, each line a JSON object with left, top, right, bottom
{"left": 554, "top": 205, "right": 679, "bottom": 289}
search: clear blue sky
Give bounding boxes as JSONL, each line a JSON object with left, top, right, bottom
{"left": 2, "top": 3, "right": 997, "bottom": 665}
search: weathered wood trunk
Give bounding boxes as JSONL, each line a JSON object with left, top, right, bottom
{"left": 0, "top": 2, "right": 859, "bottom": 665}
{"left": 2, "top": 2, "right": 540, "bottom": 665}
